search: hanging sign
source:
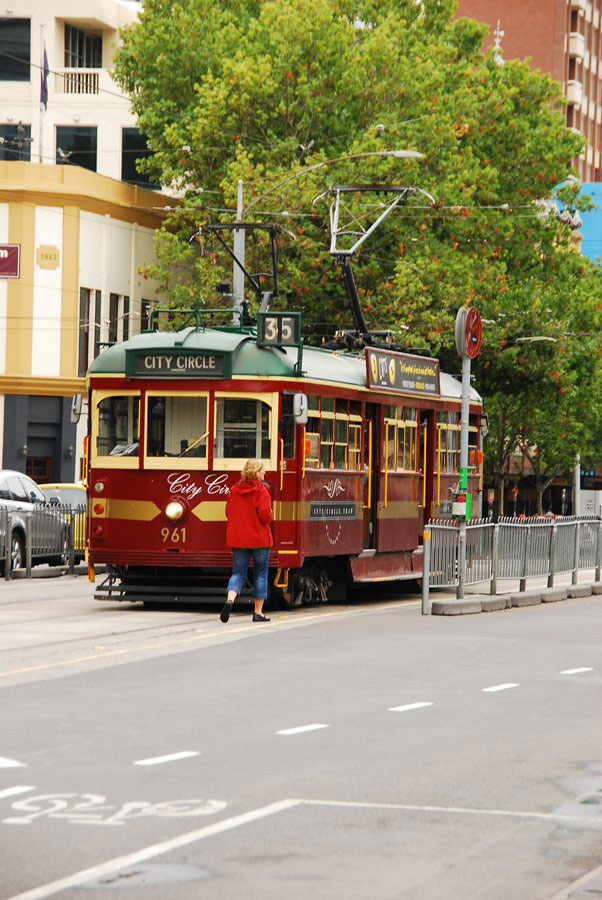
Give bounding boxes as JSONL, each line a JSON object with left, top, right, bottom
{"left": 365, "top": 347, "right": 440, "bottom": 396}
{"left": 0, "top": 244, "right": 20, "bottom": 278}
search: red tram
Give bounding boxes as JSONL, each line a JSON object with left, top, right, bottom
{"left": 87, "top": 315, "right": 482, "bottom": 605}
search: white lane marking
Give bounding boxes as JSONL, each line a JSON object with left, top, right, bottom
{"left": 297, "top": 798, "right": 602, "bottom": 825}
{"left": 0, "top": 786, "right": 35, "bottom": 800}
{"left": 389, "top": 702, "right": 433, "bottom": 713}
{"left": 482, "top": 683, "right": 519, "bottom": 693}
{"left": 560, "top": 667, "right": 593, "bottom": 675}
{"left": 0, "top": 757, "right": 26, "bottom": 768}
{"left": 5, "top": 799, "right": 300, "bottom": 900}
{"left": 276, "top": 724, "right": 329, "bottom": 736}
{"left": 133, "top": 751, "right": 200, "bottom": 767}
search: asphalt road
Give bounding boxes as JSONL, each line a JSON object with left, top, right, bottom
{"left": 1, "top": 575, "right": 602, "bottom": 899}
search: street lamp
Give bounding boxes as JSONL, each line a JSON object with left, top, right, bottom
{"left": 243, "top": 149, "right": 424, "bottom": 215}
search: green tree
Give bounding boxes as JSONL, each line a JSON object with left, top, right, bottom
{"left": 114, "top": 0, "right": 602, "bottom": 512}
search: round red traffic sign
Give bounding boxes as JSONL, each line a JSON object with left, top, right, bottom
{"left": 464, "top": 307, "right": 482, "bottom": 358}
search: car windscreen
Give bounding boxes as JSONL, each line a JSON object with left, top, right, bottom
{"left": 43, "top": 487, "right": 85, "bottom": 506}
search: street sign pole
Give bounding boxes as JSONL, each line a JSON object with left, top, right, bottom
{"left": 454, "top": 307, "right": 482, "bottom": 600}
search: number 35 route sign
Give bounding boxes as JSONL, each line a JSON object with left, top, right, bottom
{"left": 257, "top": 312, "right": 301, "bottom": 348}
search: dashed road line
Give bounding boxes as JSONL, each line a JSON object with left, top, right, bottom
{"left": 0, "top": 786, "right": 34, "bottom": 800}
{"left": 0, "top": 757, "right": 26, "bottom": 768}
{"left": 277, "top": 724, "right": 329, "bottom": 736}
{"left": 133, "top": 751, "right": 200, "bottom": 767}
{"left": 560, "top": 667, "right": 593, "bottom": 675}
{"left": 389, "top": 702, "right": 433, "bottom": 713}
{"left": 482, "top": 683, "right": 519, "bottom": 693}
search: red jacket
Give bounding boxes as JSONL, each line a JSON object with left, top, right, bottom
{"left": 225, "top": 480, "right": 273, "bottom": 549}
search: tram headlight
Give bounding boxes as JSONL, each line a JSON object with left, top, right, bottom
{"left": 94, "top": 481, "right": 105, "bottom": 494}
{"left": 165, "top": 500, "right": 185, "bottom": 522}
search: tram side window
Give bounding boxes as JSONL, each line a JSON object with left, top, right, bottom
{"left": 280, "top": 394, "right": 296, "bottom": 458}
{"left": 384, "top": 406, "right": 418, "bottom": 472}
{"left": 214, "top": 398, "right": 271, "bottom": 459}
{"left": 146, "top": 395, "right": 208, "bottom": 458}
{"left": 303, "top": 396, "right": 362, "bottom": 471}
{"left": 97, "top": 396, "right": 140, "bottom": 456}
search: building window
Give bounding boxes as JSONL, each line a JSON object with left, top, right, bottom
{"left": 0, "top": 18, "right": 30, "bottom": 81}
{"left": 0, "top": 123, "right": 31, "bottom": 161}
{"left": 123, "top": 296, "right": 130, "bottom": 341}
{"left": 109, "top": 293, "right": 119, "bottom": 344}
{"left": 64, "top": 24, "right": 102, "bottom": 68}
{"left": 79, "top": 288, "right": 102, "bottom": 374}
{"left": 56, "top": 126, "right": 97, "bottom": 172}
{"left": 78, "top": 288, "right": 90, "bottom": 377}
{"left": 121, "top": 128, "right": 159, "bottom": 187}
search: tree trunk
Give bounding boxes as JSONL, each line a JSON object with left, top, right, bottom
{"left": 535, "top": 480, "right": 545, "bottom": 516}
{"left": 495, "top": 477, "right": 505, "bottom": 521}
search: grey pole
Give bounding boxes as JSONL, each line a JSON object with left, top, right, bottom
{"left": 490, "top": 522, "right": 499, "bottom": 596}
{"left": 25, "top": 511, "right": 32, "bottom": 578}
{"left": 595, "top": 517, "right": 602, "bottom": 583}
{"left": 573, "top": 454, "right": 581, "bottom": 516}
{"left": 3, "top": 509, "right": 10, "bottom": 581}
{"left": 548, "top": 521, "right": 557, "bottom": 588}
{"left": 456, "top": 353, "right": 471, "bottom": 600}
{"left": 572, "top": 519, "right": 580, "bottom": 585}
{"left": 232, "top": 179, "right": 245, "bottom": 323}
{"left": 421, "top": 527, "right": 431, "bottom": 615}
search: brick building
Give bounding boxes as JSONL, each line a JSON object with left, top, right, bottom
{"left": 456, "top": 0, "right": 602, "bottom": 180}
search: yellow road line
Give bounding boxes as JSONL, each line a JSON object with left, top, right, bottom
{"left": 0, "top": 600, "right": 420, "bottom": 678}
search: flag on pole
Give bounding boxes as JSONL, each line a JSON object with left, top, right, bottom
{"left": 40, "top": 45, "right": 48, "bottom": 109}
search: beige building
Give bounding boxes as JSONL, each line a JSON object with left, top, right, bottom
{"left": 0, "top": 1, "right": 168, "bottom": 483}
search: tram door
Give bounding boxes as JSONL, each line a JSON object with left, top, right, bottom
{"left": 275, "top": 394, "right": 299, "bottom": 552}
{"left": 417, "top": 410, "right": 431, "bottom": 534}
{"left": 363, "top": 404, "right": 379, "bottom": 549}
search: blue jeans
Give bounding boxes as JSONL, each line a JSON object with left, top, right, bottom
{"left": 227, "top": 547, "right": 270, "bottom": 599}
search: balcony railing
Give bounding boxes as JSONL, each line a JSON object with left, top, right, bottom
{"left": 55, "top": 68, "right": 99, "bottom": 94}
{"left": 567, "top": 80, "right": 583, "bottom": 107}
{"left": 569, "top": 31, "right": 585, "bottom": 59}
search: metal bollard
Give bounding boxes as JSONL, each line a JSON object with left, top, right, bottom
{"left": 3, "top": 509, "right": 10, "bottom": 581}
{"left": 67, "top": 519, "right": 75, "bottom": 575}
{"left": 596, "top": 518, "right": 602, "bottom": 584}
{"left": 25, "top": 511, "right": 32, "bottom": 578}
{"left": 548, "top": 521, "right": 557, "bottom": 588}
{"left": 572, "top": 520, "right": 581, "bottom": 585}
{"left": 519, "top": 525, "right": 531, "bottom": 592}
{"left": 490, "top": 523, "right": 499, "bottom": 595}
{"left": 422, "top": 528, "right": 431, "bottom": 615}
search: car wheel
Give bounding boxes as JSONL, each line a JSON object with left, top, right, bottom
{"left": 11, "top": 531, "right": 24, "bottom": 571}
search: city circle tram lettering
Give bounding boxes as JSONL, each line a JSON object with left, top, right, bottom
{"left": 310, "top": 501, "right": 356, "bottom": 520}
{"left": 365, "top": 347, "right": 440, "bottom": 396}
{"left": 130, "top": 352, "right": 226, "bottom": 376}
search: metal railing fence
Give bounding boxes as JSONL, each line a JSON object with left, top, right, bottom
{"left": 424, "top": 515, "right": 602, "bottom": 608}
{"left": 2, "top": 504, "right": 86, "bottom": 581}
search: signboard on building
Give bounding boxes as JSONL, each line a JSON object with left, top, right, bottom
{"left": 36, "top": 245, "right": 60, "bottom": 270}
{"left": 365, "top": 347, "right": 440, "bottom": 396}
{"left": 0, "top": 244, "right": 20, "bottom": 278}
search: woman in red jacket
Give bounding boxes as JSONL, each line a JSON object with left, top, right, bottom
{"left": 220, "top": 458, "right": 273, "bottom": 623}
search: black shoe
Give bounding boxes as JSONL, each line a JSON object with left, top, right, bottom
{"left": 220, "top": 600, "right": 233, "bottom": 623}
{"left": 253, "top": 613, "right": 270, "bottom": 622}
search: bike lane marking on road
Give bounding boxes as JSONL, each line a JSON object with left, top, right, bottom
{"left": 388, "top": 702, "right": 433, "bottom": 712}
{"left": 0, "top": 601, "right": 421, "bottom": 680}
{"left": 276, "top": 724, "right": 329, "bottom": 736}
{"left": 0, "top": 786, "right": 34, "bottom": 800}
{"left": 134, "top": 751, "right": 200, "bottom": 766}
{"left": 0, "top": 757, "right": 26, "bottom": 768}
{"left": 482, "top": 683, "right": 520, "bottom": 692}
{"left": 560, "top": 667, "right": 593, "bottom": 675}
{"left": 5, "top": 798, "right": 301, "bottom": 900}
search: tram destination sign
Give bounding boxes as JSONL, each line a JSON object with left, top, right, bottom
{"left": 127, "top": 350, "right": 230, "bottom": 377}
{"left": 365, "top": 348, "right": 440, "bottom": 396}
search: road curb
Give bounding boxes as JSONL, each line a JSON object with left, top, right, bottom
{"left": 480, "top": 596, "right": 509, "bottom": 612}
{"left": 567, "top": 584, "right": 592, "bottom": 598}
{"left": 590, "top": 581, "right": 602, "bottom": 595}
{"left": 431, "top": 599, "right": 482, "bottom": 615}
{"left": 511, "top": 590, "right": 542, "bottom": 607}
{"left": 540, "top": 587, "right": 567, "bottom": 603}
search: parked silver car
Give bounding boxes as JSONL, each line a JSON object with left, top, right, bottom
{"left": 0, "top": 470, "right": 67, "bottom": 572}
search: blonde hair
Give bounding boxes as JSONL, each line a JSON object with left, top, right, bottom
{"left": 240, "top": 459, "right": 265, "bottom": 481}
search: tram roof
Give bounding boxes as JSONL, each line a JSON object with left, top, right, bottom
{"left": 88, "top": 327, "right": 481, "bottom": 402}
